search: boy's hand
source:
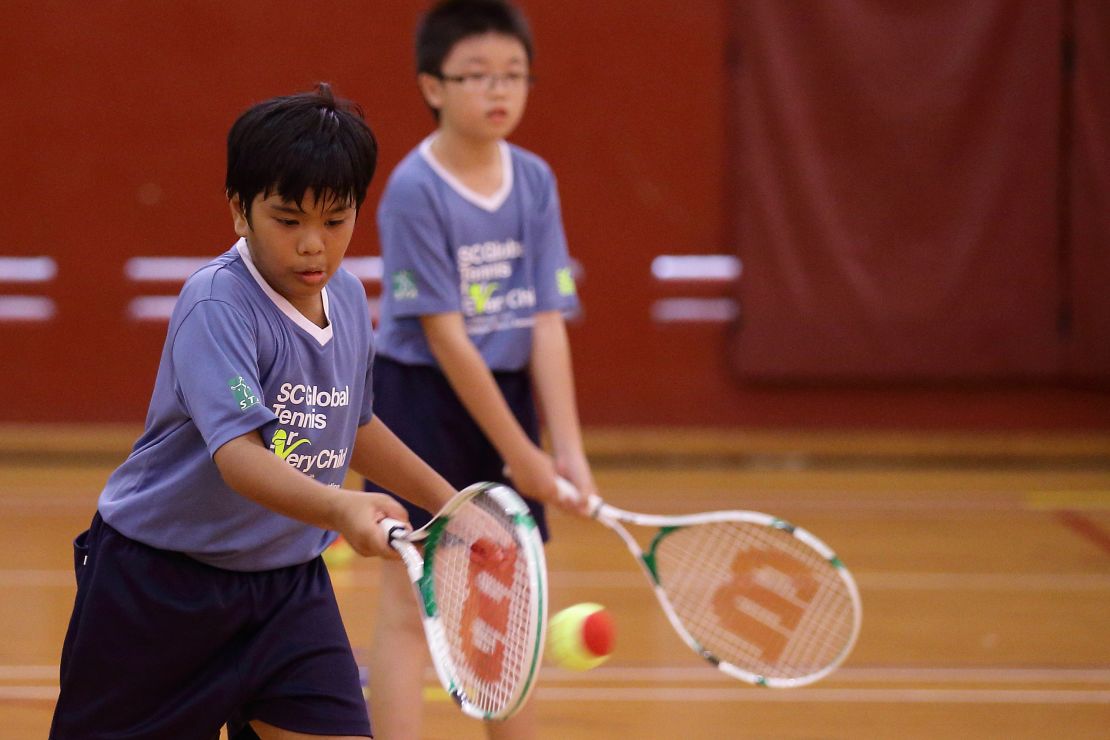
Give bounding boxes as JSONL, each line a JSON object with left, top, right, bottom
{"left": 502, "top": 445, "right": 557, "bottom": 503}
{"left": 504, "top": 447, "right": 591, "bottom": 517}
{"left": 554, "top": 453, "right": 597, "bottom": 517}
{"left": 334, "top": 491, "right": 410, "bottom": 559}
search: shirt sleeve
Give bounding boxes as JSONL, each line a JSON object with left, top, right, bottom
{"left": 530, "top": 171, "right": 580, "bottom": 314}
{"left": 378, "top": 182, "right": 461, "bottom": 318}
{"left": 171, "top": 299, "right": 277, "bottom": 457}
{"left": 358, "top": 332, "right": 375, "bottom": 427}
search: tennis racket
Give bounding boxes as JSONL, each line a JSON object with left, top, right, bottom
{"left": 556, "top": 478, "right": 861, "bottom": 688}
{"left": 379, "top": 481, "right": 547, "bottom": 720}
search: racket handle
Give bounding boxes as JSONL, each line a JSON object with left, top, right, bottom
{"left": 501, "top": 465, "right": 601, "bottom": 514}
{"left": 555, "top": 476, "right": 602, "bottom": 516}
{"left": 379, "top": 517, "right": 410, "bottom": 543}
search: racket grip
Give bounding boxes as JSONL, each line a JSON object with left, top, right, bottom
{"left": 379, "top": 517, "right": 410, "bottom": 543}
{"left": 555, "top": 476, "right": 602, "bottom": 516}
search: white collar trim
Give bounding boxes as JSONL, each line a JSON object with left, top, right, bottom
{"left": 419, "top": 136, "right": 513, "bottom": 212}
{"left": 235, "top": 238, "right": 333, "bottom": 346}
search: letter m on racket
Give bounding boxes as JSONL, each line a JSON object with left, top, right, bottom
{"left": 712, "top": 544, "right": 819, "bottom": 665}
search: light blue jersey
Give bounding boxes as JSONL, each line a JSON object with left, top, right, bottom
{"left": 98, "top": 239, "right": 375, "bottom": 571}
{"left": 375, "top": 137, "right": 579, "bottom": 370}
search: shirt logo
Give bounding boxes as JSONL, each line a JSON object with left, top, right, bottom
{"left": 556, "top": 267, "right": 577, "bottom": 297}
{"left": 227, "top": 376, "right": 259, "bottom": 411}
{"left": 468, "top": 282, "right": 499, "bottom": 315}
{"left": 270, "top": 428, "right": 311, "bottom": 460}
{"left": 391, "top": 270, "right": 418, "bottom": 300}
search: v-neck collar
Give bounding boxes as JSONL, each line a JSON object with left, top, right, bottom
{"left": 235, "top": 239, "right": 333, "bottom": 346}
{"left": 419, "top": 136, "right": 513, "bottom": 212}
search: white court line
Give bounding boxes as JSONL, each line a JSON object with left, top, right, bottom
{"left": 7, "top": 665, "right": 1109, "bottom": 684}
{"left": 539, "top": 666, "right": 1110, "bottom": 684}
{"left": 0, "top": 666, "right": 57, "bottom": 680}
{"left": 9, "top": 686, "right": 1105, "bottom": 705}
{"left": 0, "top": 687, "right": 56, "bottom": 701}
{"left": 0, "top": 571, "right": 74, "bottom": 587}
{"left": 7, "top": 664, "right": 1109, "bottom": 685}
{"left": 532, "top": 687, "right": 1110, "bottom": 704}
{"left": 548, "top": 571, "right": 1110, "bottom": 591}
{"left": 5, "top": 569, "right": 1110, "bottom": 591}
{"left": 6, "top": 665, "right": 1110, "bottom": 706}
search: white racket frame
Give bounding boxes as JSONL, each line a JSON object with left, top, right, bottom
{"left": 381, "top": 482, "right": 548, "bottom": 720}
{"left": 561, "top": 481, "right": 861, "bottom": 688}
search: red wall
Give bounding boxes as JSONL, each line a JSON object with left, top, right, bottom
{"left": 2, "top": 2, "right": 1108, "bottom": 429}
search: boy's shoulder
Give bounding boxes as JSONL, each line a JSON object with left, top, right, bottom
{"left": 172, "top": 244, "right": 257, "bottom": 318}
{"left": 505, "top": 141, "right": 552, "bottom": 173}
{"left": 506, "top": 142, "right": 558, "bottom": 190}
{"left": 380, "top": 144, "right": 437, "bottom": 204}
{"left": 328, "top": 262, "right": 368, "bottom": 299}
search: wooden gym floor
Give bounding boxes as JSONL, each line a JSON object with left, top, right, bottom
{"left": 1, "top": 427, "right": 1108, "bottom": 739}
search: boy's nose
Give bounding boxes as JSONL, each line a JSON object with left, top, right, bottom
{"left": 298, "top": 231, "right": 325, "bottom": 255}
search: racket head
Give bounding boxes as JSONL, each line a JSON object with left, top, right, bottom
{"left": 416, "top": 482, "right": 548, "bottom": 719}
{"left": 602, "top": 506, "right": 861, "bottom": 688}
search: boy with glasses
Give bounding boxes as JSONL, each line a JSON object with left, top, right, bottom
{"left": 364, "top": 1, "right": 595, "bottom": 737}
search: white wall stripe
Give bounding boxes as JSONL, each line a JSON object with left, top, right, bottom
{"left": 0, "top": 296, "right": 55, "bottom": 321}
{"left": 651, "top": 255, "right": 741, "bottom": 282}
{"left": 124, "top": 256, "right": 386, "bottom": 283}
{"left": 124, "top": 257, "right": 208, "bottom": 281}
{"left": 127, "top": 296, "right": 178, "bottom": 321}
{"left": 342, "top": 256, "right": 383, "bottom": 281}
{"left": 0, "top": 256, "right": 57, "bottom": 282}
{"left": 651, "top": 298, "right": 738, "bottom": 323}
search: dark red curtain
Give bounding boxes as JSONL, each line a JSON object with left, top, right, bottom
{"left": 730, "top": 1, "right": 1067, "bottom": 381}
{"left": 1067, "top": 0, "right": 1110, "bottom": 379}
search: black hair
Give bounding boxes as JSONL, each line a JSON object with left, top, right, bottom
{"left": 225, "top": 82, "right": 378, "bottom": 225}
{"left": 415, "top": 0, "right": 534, "bottom": 77}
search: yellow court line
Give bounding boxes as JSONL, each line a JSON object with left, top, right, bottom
{"left": 422, "top": 685, "right": 452, "bottom": 703}
{"left": 1025, "top": 491, "right": 1110, "bottom": 510}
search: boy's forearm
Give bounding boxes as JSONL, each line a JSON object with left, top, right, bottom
{"left": 530, "top": 311, "right": 584, "bottom": 457}
{"left": 350, "top": 416, "right": 456, "bottom": 513}
{"left": 213, "top": 432, "right": 348, "bottom": 530}
{"left": 421, "top": 313, "right": 538, "bottom": 465}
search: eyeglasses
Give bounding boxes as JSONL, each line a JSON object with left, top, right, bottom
{"left": 435, "top": 71, "right": 534, "bottom": 92}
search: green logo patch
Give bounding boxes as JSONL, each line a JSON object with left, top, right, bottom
{"left": 391, "top": 270, "right": 418, "bottom": 300}
{"left": 556, "top": 267, "right": 577, "bottom": 297}
{"left": 227, "top": 376, "right": 259, "bottom": 411}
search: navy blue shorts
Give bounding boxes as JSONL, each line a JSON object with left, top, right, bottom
{"left": 364, "top": 357, "right": 549, "bottom": 541}
{"left": 50, "top": 514, "right": 371, "bottom": 739}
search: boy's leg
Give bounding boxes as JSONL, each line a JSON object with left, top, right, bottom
{"left": 367, "top": 560, "right": 431, "bottom": 740}
{"left": 233, "top": 558, "right": 370, "bottom": 737}
{"left": 486, "top": 696, "right": 537, "bottom": 740}
{"left": 249, "top": 722, "right": 363, "bottom": 740}
{"left": 50, "top": 515, "right": 243, "bottom": 740}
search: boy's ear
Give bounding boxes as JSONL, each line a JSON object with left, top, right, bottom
{"left": 229, "top": 195, "right": 251, "bottom": 238}
{"left": 417, "top": 73, "right": 445, "bottom": 112}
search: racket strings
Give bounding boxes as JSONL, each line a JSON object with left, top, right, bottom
{"left": 431, "top": 495, "right": 538, "bottom": 715}
{"left": 653, "top": 521, "right": 856, "bottom": 680}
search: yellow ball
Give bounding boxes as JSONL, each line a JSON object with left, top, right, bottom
{"left": 546, "top": 603, "right": 616, "bottom": 671}
{"left": 323, "top": 536, "right": 355, "bottom": 568}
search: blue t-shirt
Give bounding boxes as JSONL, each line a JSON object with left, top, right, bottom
{"left": 98, "top": 239, "right": 375, "bottom": 571}
{"left": 374, "top": 137, "right": 579, "bottom": 371}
